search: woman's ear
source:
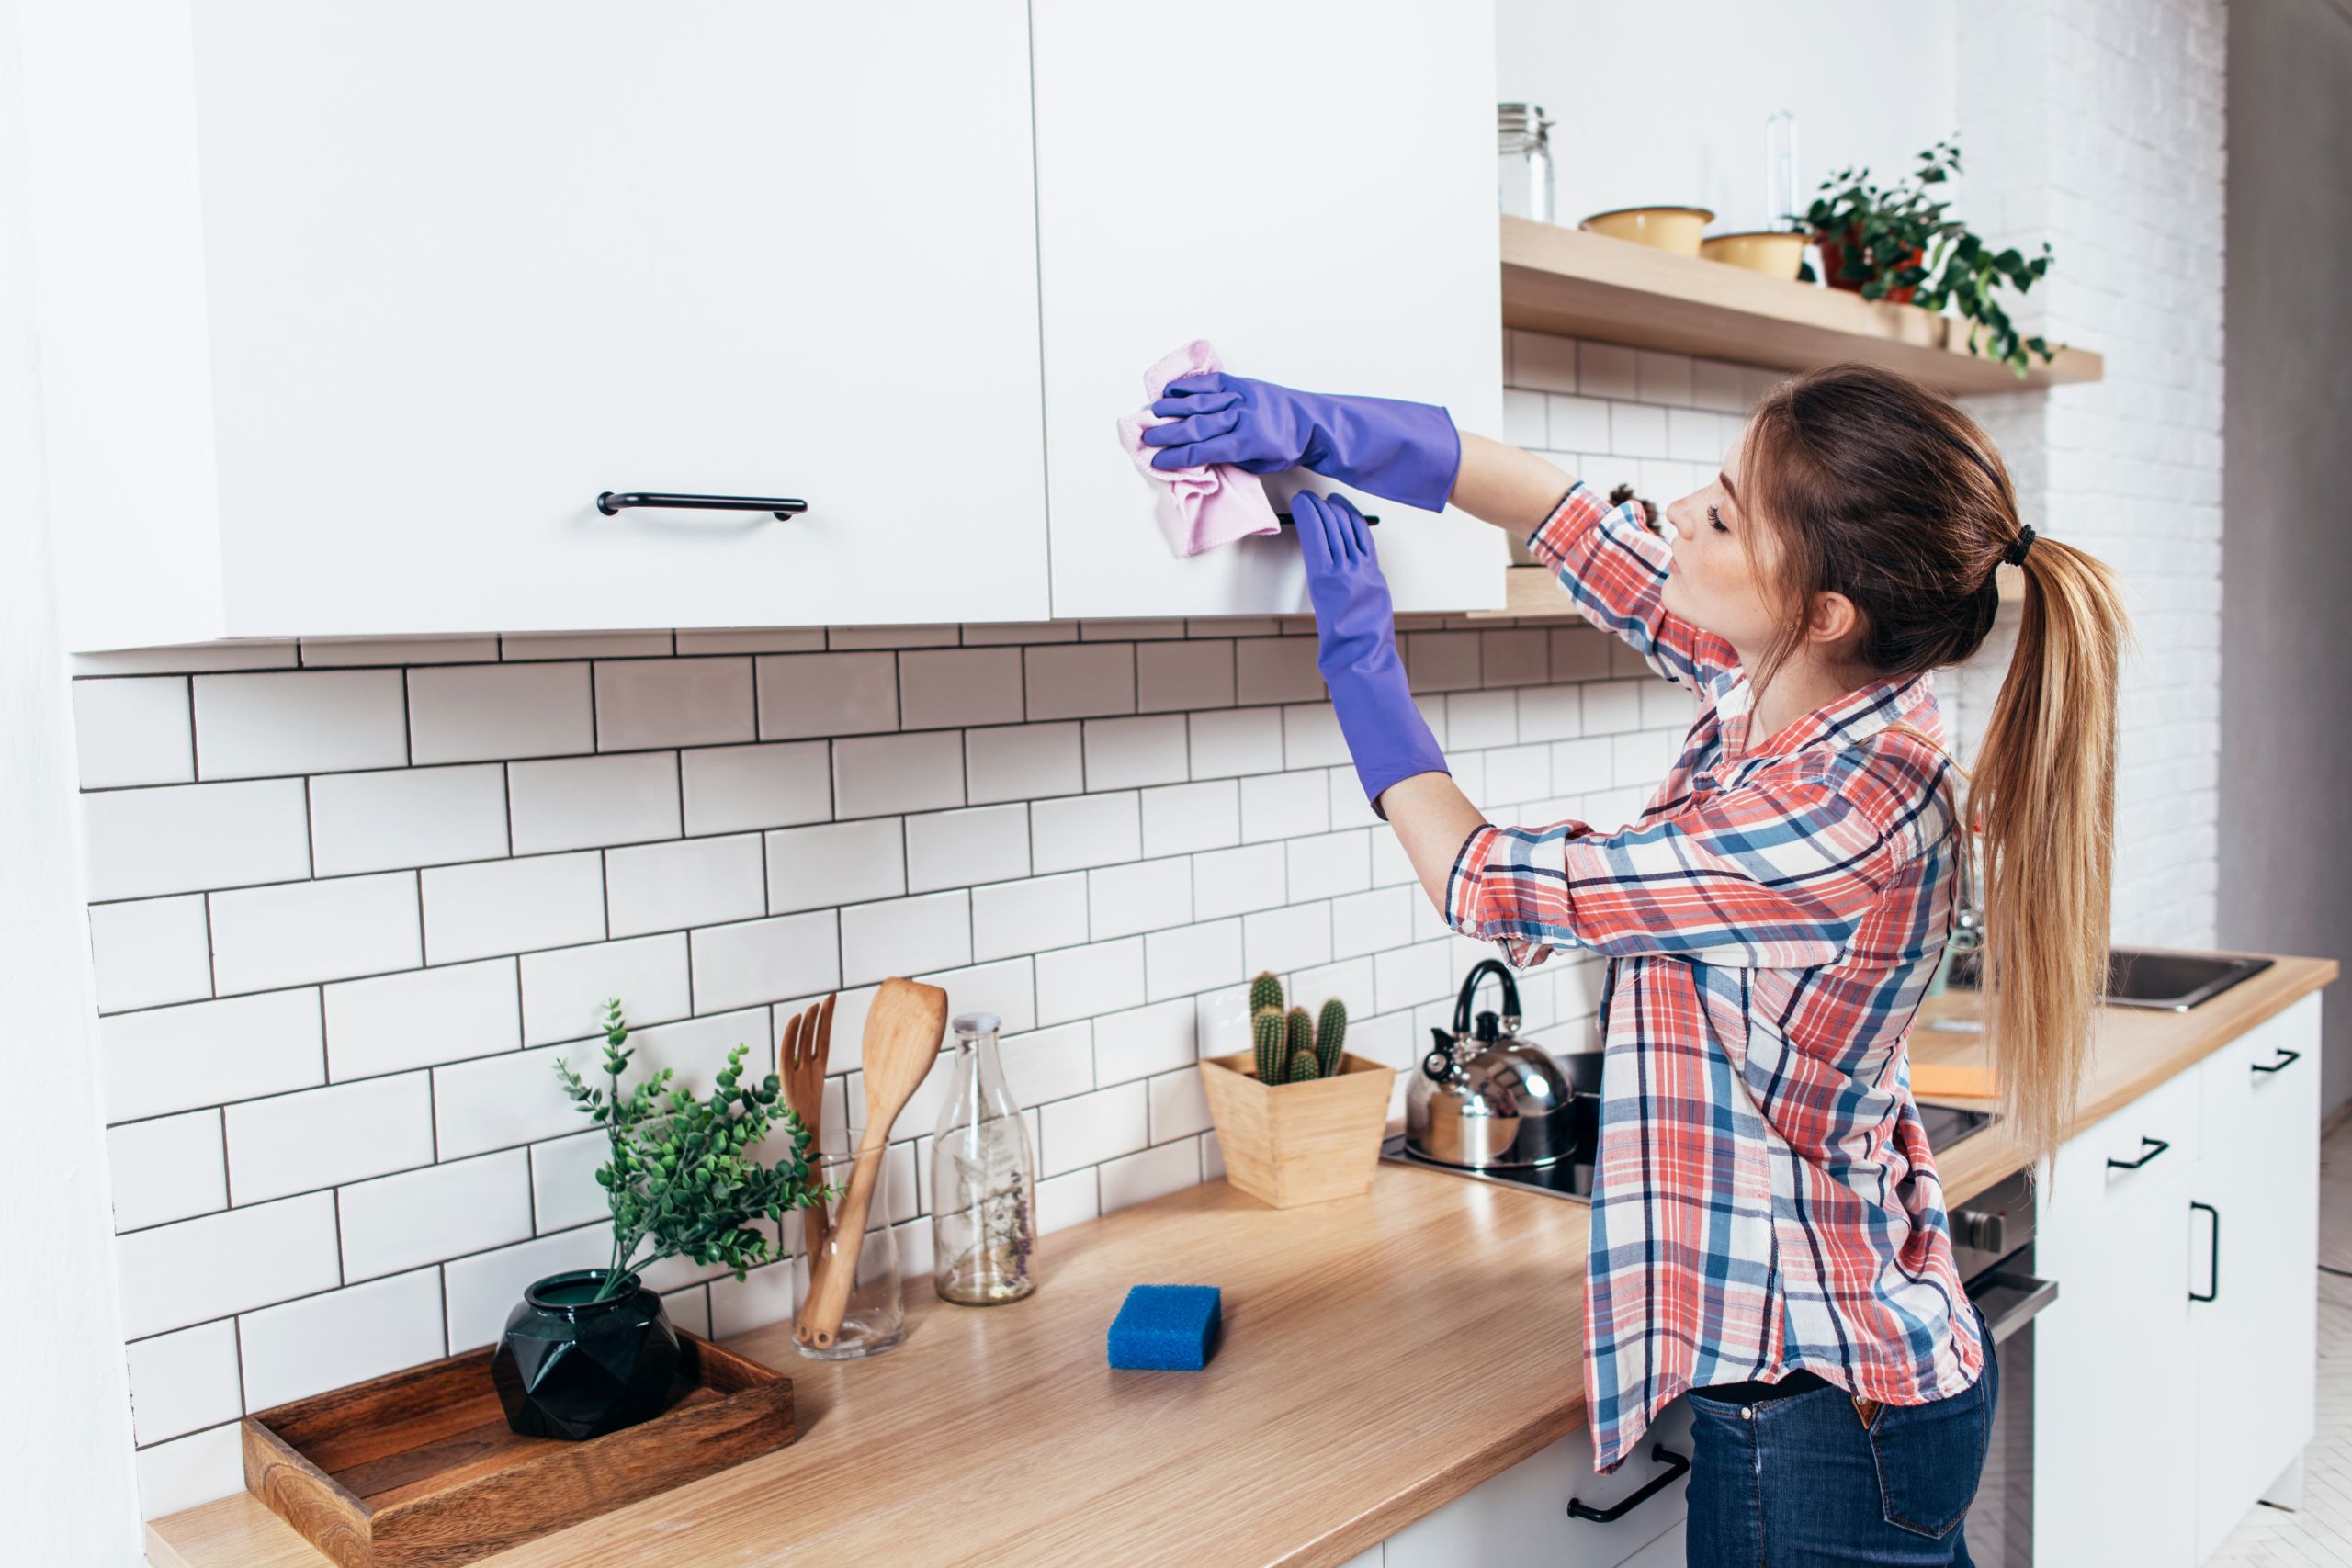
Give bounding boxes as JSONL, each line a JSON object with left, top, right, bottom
{"left": 1804, "top": 590, "right": 1861, "bottom": 649}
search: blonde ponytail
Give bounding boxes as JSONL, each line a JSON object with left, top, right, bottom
{"left": 1966, "top": 540, "right": 2131, "bottom": 1169}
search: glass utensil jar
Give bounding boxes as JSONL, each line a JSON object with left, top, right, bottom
{"left": 1498, "top": 102, "right": 1555, "bottom": 224}
{"left": 791, "top": 1123, "right": 905, "bottom": 1359}
{"left": 930, "top": 1012, "right": 1038, "bottom": 1305}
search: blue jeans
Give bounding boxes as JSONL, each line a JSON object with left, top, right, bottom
{"left": 1685, "top": 1302, "right": 1997, "bottom": 1565}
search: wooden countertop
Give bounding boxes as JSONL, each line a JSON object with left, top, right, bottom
{"left": 147, "top": 952, "right": 2335, "bottom": 1568}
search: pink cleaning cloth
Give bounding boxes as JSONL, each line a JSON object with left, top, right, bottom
{"left": 1116, "top": 338, "right": 1282, "bottom": 558}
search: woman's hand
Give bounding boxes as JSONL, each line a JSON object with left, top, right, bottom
{"left": 1292, "top": 491, "right": 1448, "bottom": 812}
{"left": 1142, "top": 373, "right": 1462, "bottom": 514}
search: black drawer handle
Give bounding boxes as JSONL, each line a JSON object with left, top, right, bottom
{"left": 2252, "top": 1047, "right": 2301, "bottom": 1075}
{"left": 597, "top": 491, "right": 808, "bottom": 520}
{"left": 1567, "top": 1444, "right": 1689, "bottom": 1523}
{"left": 2106, "top": 1135, "right": 2170, "bottom": 1171}
{"left": 2190, "top": 1201, "right": 2220, "bottom": 1303}
{"left": 1276, "top": 510, "right": 1380, "bottom": 526}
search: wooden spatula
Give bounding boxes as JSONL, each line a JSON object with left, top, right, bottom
{"left": 778, "top": 998, "right": 834, "bottom": 1263}
{"left": 795, "top": 978, "right": 947, "bottom": 1350}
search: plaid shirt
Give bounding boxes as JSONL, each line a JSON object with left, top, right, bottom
{"left": 1446, "top": 482, "right": 1986, "bottom": 1472}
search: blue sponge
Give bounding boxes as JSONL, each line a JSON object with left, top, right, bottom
{"left": 1106, "top": 1284, "right": 1223, "bottom": 1371}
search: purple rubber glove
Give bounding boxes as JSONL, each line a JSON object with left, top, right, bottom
{"left": 1292, "top": 491, "right": 1448, "bottom": 815}
{"left": 1139, "top": 371, "right": 1462, "bottom": 514}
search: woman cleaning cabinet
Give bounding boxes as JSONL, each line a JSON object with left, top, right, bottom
{"left": 1141, "top": 363, "right": 2128, "bottom": 1565}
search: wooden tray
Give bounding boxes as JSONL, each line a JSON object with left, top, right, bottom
{"left": 242, "top": 1332, "right": 794, "bottom": 1568}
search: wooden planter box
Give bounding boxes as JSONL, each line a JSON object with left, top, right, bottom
{"left": 1197, "top": 1050, "right": 1396, "bottom": 1208}
{"left": 241, "top": 1331, "right": 792, "bottom": 1568}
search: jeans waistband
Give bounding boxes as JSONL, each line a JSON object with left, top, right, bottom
{"left": 1689, "top": 1368, "right": 1836, "bottom": 1406}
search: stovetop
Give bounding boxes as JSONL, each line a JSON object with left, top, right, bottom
{"left": 1379, "top": 1099, "right": 1995, "bottom": 1205}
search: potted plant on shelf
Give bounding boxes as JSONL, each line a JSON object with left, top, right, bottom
{"left": 1801, "top": 139, "right": 2060, "bottom": 376}
{"left": 492, "top": 999, "right": 831, "bottom": 1441}
{"left": 1197, "top": 973, "right": 1396, "bottom": 1209}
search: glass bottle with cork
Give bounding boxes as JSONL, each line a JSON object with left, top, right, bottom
{"left": 929, "top": 1011, "right": 1038, "bottom": 1305}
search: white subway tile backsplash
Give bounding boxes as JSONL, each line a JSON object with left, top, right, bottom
{"left": 966, "top": 722, "right": 1085, "bottom": 805}
{"left": 503, "top": 631, "right": 671, "bottom": 660}
{"left": 1517, "top": 685, "right": 1582, "bottom": 742}
{"left": 1546, "top": 393, "right": 1611, "bottom": 453}
{"left": 125, "top": 1321, "right": 242, "bottom": 1446}
{"left": 1031, "top": 791, "right": 1141, "bottom": 874}
{"left": 1001, "top": 1021, "right": 1094, "bottom": 1107}
{"left": 1577, "top": 342, "right": 1639, "bottom": 400}
{"left": 1035, "top": 936, "right": 1145, "bottom": 1027}
{"left": 193, "top": 670, "right": 407, "bottom": 780}
{"left": 1187, "top": 706, "right": 1283, "bottom": 779}
{"left": 1502, "top": 387, "right": 1547, "bottom": 446}
{"left": 86, "top": 895, "right": 213, "bottom": 1014}
{"left": 831, "top": 730, "right": 964, "bottom": 819}
{"left": 114, "top": 1192, "right": 341, "bottom": 1341}
{"left": 1239, "top": 772, "right": 1328, "bottom": 844}
{"left": 1510, "top": 329, "right": 1577, "bottom": 391}
{"left": 1147, "top": 1067, "right": 1212, "bottom": 1144}
{"left": 519, "top": 933, "right": 691, "bottom": 1048}
{"left": 594, "top": 657, "right": 754, "bottom": 751}
{"left": 920, "top": 957, "right": 1037, "bottom": 1037}
{"left": 1486, "top": 744, "right": 1553, "bottom": 806}
{"left": 905, "top": 804, "right": 1031, "bottom": 894}
{"left": 679, "top": 741, "right": 831, "bottom": 835}
{"left": 309, "top": 764, "right": 508, "bottom": 875}
{"left": 1136, "top": 640, "right": 1234, "bottom": 714}
{"left": 1144, "top": 918, "right": 1242, "bottom": 1002}
{"left": 1138, "top": 779, "right": 1238, "bottom": 859}
{"left": 301, "top": 635, "right": 503, "bottom": 667}
{"left": 1233, "top": 637, "right": 1324, "bottom": 706}
{"left": 689, "top": 912, "right": 841, "bottom": 1015}
{"left": 1092, "top": 997, "right": 1197, "bottom": 1087}
{"left": 239, "top": 1269, "right": 446, "bottom": 1412}
{"left": 1281, "top": 701, "right": 1349, "bottom": 768}
{"left": 528, "top": 1133, "right": 609, "bottom": 1235}
{"left": 1098, "top": 1139, "right": 1198, "bottom": 1214}
{"left": 1025, "top": 643, "right": 1134, "bottom": 720}
{"left": 421, "top": 852, "right": 605, "bottom": 964}
{"left": 407, "top": 662, "right": 594, "bottom": 764}
{"left": 103, "top": 989, "right": 323, "bottom": 1124}
{"left": 1634, "top": 349, "right": 1694, "bottom": 407}
{"left": 1691, "top": 357, "right": 1748, "bottom": 412}
{"left": 1040, "top": 1081, "right": 1148, "bottom": 1177}
{"left": 899, "top": 648, "right": 1024, "bottom": 731}
{"left": 1035, "top": 1168, "right": 1099, "bottom": 1235}
{"left": 1331, "top": 886, "right": 1414, "bottom": 960}
{"left": 73, "top": 676, "right": 193, "bottom": 788}
{"left": 1581, "top": 679, "right": 1645, "bottom": 735}
{"left": 970, "top": 874, "right": 1088, "bottom": 963}
{"left": 136, "top": 1425, "right": 244, "bottom": 1521}
{"left": 81, "top": 778, "right": 311, "bottom": 901}
{"left": 442, "top": 1227, "right": 613, "bottom": 1353}
{"left": 73, "top": 643, "right": 295, "bottom": 677}
{"left": 209, "top": 872, "right": 422, "bottom": 996}
{"left": 508, "top": 751, "right": 680, "bottom": 854}
{"left": 840, "top": 890, "right": 970, "bottom": 987}
{"left": 1286, "top": 829, "right": 1370, "bottom": 901}
{"left": 1192, "top": 842, "right": 1287, "bottom": 920}
{"left": 1244, "top": 902, "right": 1332, "bottom": 977}
{"left": 766, "top": 818, "right": 903, "bottom": 914}
{"left": 107, "top": 1111, "right": 227, "bottom": 1233}
{"left": 605, "top": 833, "right": 765, "bottom": 938}
{"left": 338, "top": 1150, "right": 533, "bottom": 1283}
{"left": 827, "top": 624, "right": 959, "bottom": 651}
{"left": 435, "top": 1046, "right": 594, "bottom": 1162}
{"left": 1404, "top": 632, "right": 1480, "bottom": 694}
{"left": 225, "top": 1072, "right": 435, "bottom": 1205}
{"left": 1087, "top": 857, "right": 1192, "bottom": 941}
{"left": 1083, "top": 715, "right": 1190, "bottom": 792}
{"left": 754, "top": 651, "right": 898, "bottom": 739}
{"left": 1551, "top": 626, "right": 1612, "bottom": 682}
{"left": 1374, "top": 940, "right": 1453, "bottom": 1014}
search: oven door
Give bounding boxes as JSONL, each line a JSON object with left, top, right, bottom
{"left": 1964, "top": 1249, "right": 2059, "bottom": 1568}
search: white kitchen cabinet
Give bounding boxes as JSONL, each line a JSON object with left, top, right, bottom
{"left": 1382, "top": 1397, "right": 1694, "bottom": 1568}
{"left": 23, "top": 2, "right": 1050, "bottom": 649}
{"left": 2189, "top": 994, "right": 2322, "bottom": 1560}
{"left": 1029, "top": 1, "right": 1508, "bottom": 620}
{"left": 2031, "top": 993, "right": 2324, "bottom": 1567}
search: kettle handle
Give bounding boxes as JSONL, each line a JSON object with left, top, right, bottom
{"left": 1453, "top": 958, "right": 1522, "bottom": 1041}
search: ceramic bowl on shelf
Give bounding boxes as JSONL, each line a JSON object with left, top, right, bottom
{"left": 1577, "top": 205, "right": 1713, "bottom": 256}
{"left": 1700, "top": 230, "right": 1810, "bottom": 280}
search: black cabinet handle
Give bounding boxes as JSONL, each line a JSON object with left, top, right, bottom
{"left": 2252, "top": 1047, "right": 2301, "bottom": 1075}
{"left": 1275, "top": 510, "right": 1380, "bottom": 526}
{"left": 2106, "top": 1135, "right": 2170, "bottom": 1171}
{"left": 2190, "top": 1201, "right": 2220, "bottom": 1303}
{"left": 1567, "top": 1444, "right": 1689, "bottom": 1522}
{"left": 596, "top": 491, "right": 808, "bottom": 520}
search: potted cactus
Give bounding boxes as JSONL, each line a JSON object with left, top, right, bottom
{"left": 1197, "top": 973, "right": 1396, "bottom": 1208}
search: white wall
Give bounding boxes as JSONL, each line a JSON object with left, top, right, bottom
{"left": 0, "top": 0, "right": 145, "bottom": 1558}
{"left": 1494, "top": 0, "right": 1958, "bottom": 232}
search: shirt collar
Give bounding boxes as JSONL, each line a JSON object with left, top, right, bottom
{"left": 1716, "top": 669, "right": 1933, "bottom": 763}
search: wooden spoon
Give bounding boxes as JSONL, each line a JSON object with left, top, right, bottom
{"left": 795, "top": 978, "right": 948, "bottom": 1350}
{"left": 778, "top": 998, "right": 833, "bottom": 1263}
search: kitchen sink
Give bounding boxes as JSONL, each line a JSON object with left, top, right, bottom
{"left": 1947, "top": 947, "right": 2273, "bottom": 1010}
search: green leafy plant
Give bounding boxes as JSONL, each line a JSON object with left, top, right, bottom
{"left": 1245, "top": 972, "right": 1351, "bottom": 1085}
{"left": 554, "top": 998, "right": 832, "bottom": 1303}
{"left": 1798, "top": 139, "right": 2057, "bottom": 376}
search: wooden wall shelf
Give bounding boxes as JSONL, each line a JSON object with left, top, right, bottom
{"left": 1500, "top": 216, "right": 2101, "bottom": 398}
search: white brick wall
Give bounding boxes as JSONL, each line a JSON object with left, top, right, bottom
{"left": 1953, "top": 0, "right": 2229, "bottom": 946}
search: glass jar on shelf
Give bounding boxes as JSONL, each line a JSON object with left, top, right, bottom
{"left": 1498, "top": 102, "right": 1555, "bottom": 224}
{"left": 929, "top": 1012, "right": 1038, "bottom": 1306}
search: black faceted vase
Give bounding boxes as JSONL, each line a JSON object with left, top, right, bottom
{"left": 492, "top": 1269, "right": 681, "bottom": 1441}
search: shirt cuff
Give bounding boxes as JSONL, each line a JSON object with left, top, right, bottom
{"left": 1525, "top": 481, "right": 1617, "bottom": 571}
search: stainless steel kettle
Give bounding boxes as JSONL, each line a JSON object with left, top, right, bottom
{"left": 1407, "top": 959, "right": 1582, "bottom": 1170}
